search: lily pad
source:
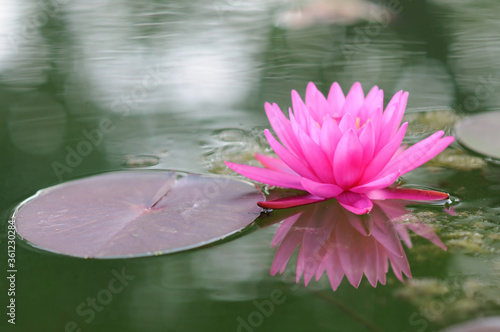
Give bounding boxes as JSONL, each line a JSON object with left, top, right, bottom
{"left": 13, "top": 170, "right": 263, "bottom": 258}
{"left": 455, "top": 111, "right": 500, "bottom": 160}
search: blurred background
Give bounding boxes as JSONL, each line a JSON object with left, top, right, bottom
{"left": 1, "top": 0, "right": 500, "bottom": 331}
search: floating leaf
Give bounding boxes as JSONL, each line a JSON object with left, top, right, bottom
{"left": 455, "top": 111, "right": 500, "bottom": 160}
{"left": 14, "top": 170, "right": 263, "bottom": 258}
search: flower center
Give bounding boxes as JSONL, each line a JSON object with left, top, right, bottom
{"left": 356, "top": 117, "right": 370, "bottom": 130}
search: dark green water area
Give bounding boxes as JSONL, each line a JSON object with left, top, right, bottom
{"left": 1, "top": 1, "right": 500, "bottom": 331}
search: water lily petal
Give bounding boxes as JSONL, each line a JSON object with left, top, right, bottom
{"left": 358, "top": 120, "right": 376, "bottom": 165}
{"left": 358, "top": 86, "right": 383, "bottom": 125}
{"left": 307, "top": 116, "right": 322, "bottom": 145}
{"left": 385, "top": 91, "right": 409, "bottom": 137}
{"left": 378, "top": 252, "right": 388, "bottom": 285}
{"left": 341, "top": 82, "right": 364, "bottom": 117}
{"left": 301, "top": 178, "right": 343, "bottom": 198}
{"left": 371, "top": 199, "right": 409, "bottom": 220}
{"left": 395, "top": 223, "right": 413, "bottom": 248}
{"left": 291, "top": 90, "right": 311, "bottom": 132}
{"left": 336, "top": 192, "right": 373, "bottom": 215}
{"left": 370, "top": 208, "right": 406, "bottom": 257}
{"left": 225, "top": 161, "right": 303, "bottom": 190}
{"left": 299, "top": 207, "right": 334, "bottom": 285}
{"left": 271, "top": 214, "right": 300, "bottom": 248}
{"left": 366, "top": 187, "right": 449, "bottom": 201}
{"left": 320, "top": 116, "right": 342, "bottom": 163}
{"left": 350, "top": 171, "right": 400, "bottom": 193}
{"left": 381, "top": 90, "right": 403, "bottom": 129}
{"left": 406, "top": 223, "right": 447, "bottom": 250}
{"left": 289, "top": 107, "right": 319, "bottom": 150}
{"left": 364, "top": 238, "right": 379, "bottom": 287}
{"left": 382, "top": 132, "right": 454, "bottom": 176}
{"left": 381, "top": 130, "right": 443, "bottom": 174}
{"left": 333, "top": 129, "right": 363, "bottom": 188}
{"left": 305, "top": 82, "right": 330, "bottom": 123}
{"left": 368, "top": 113, "right": 383, "bottom": 148}
{"left": 271, "top": 216, "right": 306, "bottom": 275}
{"left": 258, "top": 194, "right": 325, "bottom": 209}
{"left": 374, "top": 91, "right": 405, "bottom": 151}
{"left": 255, "top": 153, "right": 295, "bottom": 174}
{"left": 315, "top": 262, "right": 326, "bottom": 282}
{"left": 388, "top": 251, "right": 412, "bottom": 280}
{"left": 338, "top": 113, "right": 357, "bottom": 134}
{"left": 336, "top": 216, "right": 366, "bottom": 287}
{"left": 265, "top": 102, "right": 303, "bottom": 158}
{"left": 296, "top": 128, "right": 334, "bottom": 183}
{"left": 325, "top": 244, "right": 344, "bottom": 291}
{"left": 265, "top": 129, "right": 322, "bottom": 182}
{"left": 327, "top": 81, "right": 345, "bottom": 116}
{"left": 361, "top": 122, "right": 408, "bottom": 183}
{"left": 399, "top": 135, "right": 455, "bottom": 176}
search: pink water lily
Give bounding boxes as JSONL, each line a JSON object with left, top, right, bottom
{"left": 226, "top": 82, "right": 455, "bottom": 214}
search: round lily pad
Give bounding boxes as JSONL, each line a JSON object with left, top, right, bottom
{"left": 455, "top": 111, "right": 500, "bottom": 160}
{"left": 13, "top": 170, "right": 263, "bottom": 258}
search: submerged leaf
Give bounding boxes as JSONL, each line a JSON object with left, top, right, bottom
{"left": 14, "top": 170, "right": 263, "bottom": 258}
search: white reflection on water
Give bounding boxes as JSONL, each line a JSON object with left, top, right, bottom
{"left": 0, "top": 0, "right": 51, "bottom": 88}
{"left": 61, "top": 0, "right": 274, "bottom": 117}
{"left": 0, "top": 0, "right": 19, "bottom": 69}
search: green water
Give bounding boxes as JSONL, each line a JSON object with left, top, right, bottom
{"left": 1, "top": 1, "right": 500, "bottom": 331}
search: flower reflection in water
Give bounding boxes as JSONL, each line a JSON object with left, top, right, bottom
{"left": 266, "top": 199, "right": 446, "bottom": 291}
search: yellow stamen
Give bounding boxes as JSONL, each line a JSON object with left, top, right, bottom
{"left": 356, "top": 117, "right": 370, "bottom": 129}
{"left": 322, "top": 116, "right": 339, "bottom": 127}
